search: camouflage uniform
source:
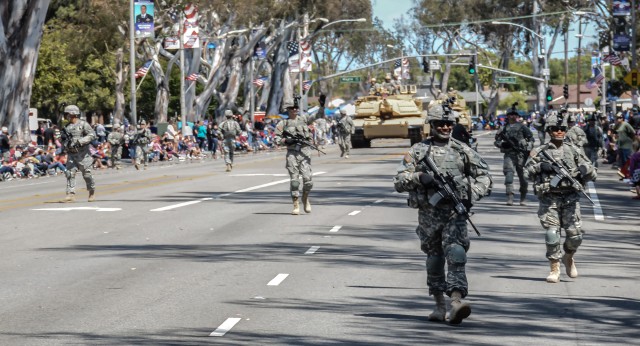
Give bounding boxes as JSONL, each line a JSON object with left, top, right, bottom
{"left": 393, "top": 138, "right": 492, "bottom": 299}
{"left": 107, "top": 126, "right": 125, "bottom": 169}
{"left": 274, "top": 105, "right": 319, "bottom": 214}
{"left": 336, "top": 111, "right": 354, "bottom": 158}
{"left": 524, "top": 112, "right": 597, "bottom": 283}
{"left": 566, "top": 124, "right": 587, "bottom": 150}
{"left": 60, "top": 106, "right": 97, "bottom": 200}
{"left": 134, "top": 124, "right": 152, "bottom": 169}
{"left": 494, "top": 119, "right": 534, "bottom": 204}
{"left": 220, "top": 111, "right": 241, "bottom": 171}
{"left": 314, "top": 116, "right": 328, "bottom": 148}
{"left": 583, "top": 119, "right": 603, "bottom": 167}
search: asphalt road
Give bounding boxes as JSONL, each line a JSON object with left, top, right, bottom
{"left": 0, "top": 131, "right": 638, "bottom": 345}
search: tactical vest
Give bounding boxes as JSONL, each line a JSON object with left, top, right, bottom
{"left": 533, "top": 144, "right": 582, "bottom": 195}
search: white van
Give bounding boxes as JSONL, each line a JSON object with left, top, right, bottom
{"left": 28, "top": 108, "right": 52, "bottom": 143}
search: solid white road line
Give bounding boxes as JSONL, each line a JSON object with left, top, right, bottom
{"left": 209, "top": 317, "right": 241, "bottom": 337}
{"left": 348, "top": 210, "right": 361, "bottom": 216}
{"left": 151, "top": 172, "right": 326, "bottom": 210}
{"left": 305, "top": 246, "right": 320, "bottom": 255}
{"left": 329, "top": 225, "right": 342, "bottom": 233}
{"left": 586, "top": 181, "right": 604, "bottom": 221}
{"left": 267, "top": 273, "right": 289, "bottom": 286}
{"left": 231, "top": 173, "right": 288, "bottom": 177}
{"left": 32, "top": 207, "right": 122, "bottom": 212}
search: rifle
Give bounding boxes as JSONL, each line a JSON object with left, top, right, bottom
{"left": 283, "top": 130, "right": 326, "bottom": 155}
{"left": 498, "top": 129, "right": 528, "bottom": 154}
{"left": 539, "top": 149, "right": 595, "bottom": 205}
{"left": 59, "top": 126, "right": 77, "bottom": 153}
{"left": 420, "top": 154, "right": 481, "bottom": 236}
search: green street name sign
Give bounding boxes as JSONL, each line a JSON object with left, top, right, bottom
{"left": 339, "top": 76, "right": 361, "bottom": 83}
{"left": 496, "top": 76, "right": 517, "bottom": 84}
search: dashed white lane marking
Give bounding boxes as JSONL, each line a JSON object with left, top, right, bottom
{"left": 329, "top": 225, "right": 342, "bottom": 233}
{"left": 348, "top": 210, "right": 361, "bottom": 216}
{"left": 373, "top": 199, "right": 384, "bottom": 204}
{"left": 305, "top": 246, "right": 320, "bottom": 254}
{"left": 267, "top": 274, "right": 289, "bottom": 286}
{"left": 33, "top": 207, "right": 122, "bottom": 212}
{"left": 0, "top": 181, "right": 53, "bottom": 190}
{"left": 209, "top": 317, "right": 241, "bottom": 337}
{"left": 152, "top": 172, "right": 326, "bottom": 210}
{"left": 586, "top": 182, "right": 604, "bottom": 221}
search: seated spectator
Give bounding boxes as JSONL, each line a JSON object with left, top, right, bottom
{"left": 631, "top": 142, "right": 640, "bottom": 200}
{"left": 0, "top": 159, "right": 16, "bottom": 181}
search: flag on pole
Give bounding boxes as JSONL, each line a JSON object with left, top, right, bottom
{"left": 287, "top": 40, "right": 312, "bottom": 72}
{"left": 393, "top": 59, "right": 402, "bottom": 78}
{"left": 186, "top": 73, "right": 198, "bottom": 81}
{"left": 585, "top": 68, "right": 604, "bottom": 89}
{"left": 603, "top": 53, "right": 622, "bottom": 66}
{"left": 253, "top": 76, "right": 268, "bottom": 88}
{"left": 134, "top": 60, "right": 152, "bottom": 79}
{"left": 299, "top": 39, "right": 312, "bottom": 72}
{"left": 401, "top": 58, "right": 410, "bottom": 80}
{"left": 303, "top": 80, "right": 312, "bottom": 91}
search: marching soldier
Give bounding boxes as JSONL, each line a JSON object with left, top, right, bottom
{"left": 133, "top": 119, "right": 152, "bottom": 170}
{"left": 565, "top": 113, "right": 587, "bottom": 151}
{"left": 59, "top": 105, "right": 97, "bottom": 202}
{"left": 494, "top": 104, "right": 534, "bottom": 205}
{"left": 393, "top": 102, "right": 492, "bottom": 325}
{"left": 336, "top": 109, "right": 354, "bottom": 158}
{"left": 107, "top": 123, "right": 125, "bottom": 169}
{"left": 220, "top": 110, "right": 241, "bottom": 172}
{"left": 524, "top": 112, "right": 597, "bottom": 283}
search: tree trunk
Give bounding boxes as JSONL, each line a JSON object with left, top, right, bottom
{"left": 0, "top": 0, "right": 50, "bottom": 142}
{"left": 266, "top": 23, "right": 294, "bottom": 115}
{"left": 113, "top": 47, "right": 126, "bottom": 124}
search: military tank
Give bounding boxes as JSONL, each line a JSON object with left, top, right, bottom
{"left": 350, "top": 84, "right": 428, "bottom": 148}
{"left": 425, "top": 94, "right": 472, "bottom": 134}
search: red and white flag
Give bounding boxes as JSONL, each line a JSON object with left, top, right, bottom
{"left": 135, "top": 60, "right": 152, "bottom": 79}
{"left": 186, "top": 73, "right": 198, "bottom": 81}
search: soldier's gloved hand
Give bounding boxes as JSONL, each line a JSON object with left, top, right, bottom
{"left": 540, "top": 162, "right": 555, "bottom": 173}
{"left": 419, "top": 173, "right": 437, "bottom": 187}
{"left": 500, "top": 141, "right": 512, "bottom": 149}
{"left": 578, "top": 165, "right": 588, "bottom": 177}
{"left": 461, "top": 199, "right": 472, "bottom": 210}
{"left": 284, "top": 138, "right": 296, "bottom": 145}
{"left": 69, "top": 139, "right": 80, "bottom": 148}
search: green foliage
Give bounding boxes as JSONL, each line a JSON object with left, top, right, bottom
{"left": 498, "top": 92, "right": 527, "bottom": 111}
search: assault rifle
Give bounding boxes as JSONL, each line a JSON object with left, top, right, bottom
{"left": 59, "top": 126, "right": 78, "bottom": 153}
{"left": 420, "top": 154, "right": 481, "bottom": 236}
{"left": 539, "top": 149, "right": 595, "bottom": 205}
{"left": 498, "top": 130, "right": 527, "bottom": 153}
{"left": 283, "top": 130, "right": 326, "bottom": 155}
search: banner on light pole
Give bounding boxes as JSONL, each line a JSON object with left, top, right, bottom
{"left": 134, "top": 0, "right": 154, "bottom": 39}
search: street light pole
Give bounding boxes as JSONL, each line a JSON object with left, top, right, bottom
{"left": 129, "top": 0, "right": 137, "bottom": 126}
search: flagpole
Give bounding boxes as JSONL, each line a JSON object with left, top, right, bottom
{"left": 179, "top": 10, "right": 187, "bottom": 136}
{"left": 601, "top": 51, "right": 607, "bottom": 115}
{"left": 129, "top": 0, "right": 137, "bottom": 125}
{"left": 250, "top": 57, "right": 255, "bottom": 125}
{"left": 135, "top": 67, "right": 149, "bottom": 92}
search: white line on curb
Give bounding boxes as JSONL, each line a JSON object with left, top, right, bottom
{"left": 348, "top": 210, "right": 361, "bottom": 216}
{"left": 586, "top": 181, "right": 604, "bottom": 221}
{"left": 209, "top": 317, "right": 241, "bottom": 337}
{"left": 267, "top": 273, "right": 289, "bottom": 286}
{"left": 329, "top": 225, "right": 342, "bottom": 233}
{"left": 305, "top": 246, "right": 320, "bottom": 254}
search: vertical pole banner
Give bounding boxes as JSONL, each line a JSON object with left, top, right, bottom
{"left": 182, "top": 3, "right": 199, "bottom": 49}
{"left": 134, "top": 0, "right": 154, "bottom": 39}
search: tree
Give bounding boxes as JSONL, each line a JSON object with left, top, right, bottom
{"left": 0, "top": 0, "right": 51, "bottom": 141}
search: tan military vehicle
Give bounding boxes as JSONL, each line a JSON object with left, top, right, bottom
{"left": 351, "top": 84, "right": 428, "bottom": 148}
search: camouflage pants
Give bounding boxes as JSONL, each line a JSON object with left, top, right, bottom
{"left": 537, "top": 129, "right": 546, "bottom": 145}
{"left": 223, "top": 138, "right": 235, "bottom": 165}
{"left": 503, "top": 152, "right": 528, "bottom": 195}
{"left": 584, "top": 146, "right": 600, "bottom": 168}
{"left": 285, "top": 148, "right": 313, "bottom": 198}
{"left": 537, "top": 192, "right": 583, "bottom": 260}
{"left": 111, "top": 145, "right": 122, "bottom": 167}
{"left": 416, "top": 208, "right": 470, "bottom": 298}
{"left": 316, "top": 129, "right": 327, "bottom": 147}
{"left": 135, "top": 144, "right": 150, "bottom": 166}
{"left": 65, "top": 151, "right": 95, "bottom": 194}
{"left": 337, "top": 133, "right": 351, "bottom": 156}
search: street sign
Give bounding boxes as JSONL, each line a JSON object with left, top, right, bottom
{"left": 584, "top": 98, "right": 594, "bottom": 106}
{"left": 339, "top": 76, "right": 361, "bottom": 83}
{"left": 496, "top": 76, "right": 517, "bottom": 84}
{"left": 542, "top": 68, "right": 550, "bottom": 77}
{"left": 429, "top": 60, "right": 440, "bottom": 71}
{"left": 624, "top": 69, "right": 640, "bottom": 86}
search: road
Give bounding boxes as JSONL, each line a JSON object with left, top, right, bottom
{"left": 1, "top": 131, "right": 638, "bottom": 345}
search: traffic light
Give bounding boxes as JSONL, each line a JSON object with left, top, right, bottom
{"left": 468, "top": 58, "right": 476, "bottom": 75}
{"left": 546, "top": 88, "right": 553, "bottom": 102}
{"left": 563, "top": 84, "right": 569, "bottom": 99}
{"left": 422, "top": 57, "right": 430, "bottom": 74}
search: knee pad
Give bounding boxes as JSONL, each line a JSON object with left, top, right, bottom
{"left": 447, "top": 244, "right": 467, "bottom": 266}
{"left": 290, "top": 179, "right": 300, "bottom": 191}
{"left": 64, "top": 170, "right": 73, "bottom": 179}
{"left": 302, "top": 180, "right": 313, "bottom": 190}
{"left": 426, "top": 256, "right": 445, "bottom": 276}
{"left": 564, "top": 231, "right": 583, "bottom": 251}
{"left": 545, "top": 228, "right": 560, "bottom": 246}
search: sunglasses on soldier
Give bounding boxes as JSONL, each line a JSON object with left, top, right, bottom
{"left": 432, "top": 120, "right": 454, "bottom": 128}
{"left": 548, "top": 126, "right": 567, "bottom": 132}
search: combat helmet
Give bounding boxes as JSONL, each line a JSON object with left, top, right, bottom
{"left": 64, "top": 105, "right": 81, "bottom": 116}
{"left": 544, "top": 111, "right": 568, "bottom": 131}
{"left": 506, "top": 102, "right": 519, "bottom": 116}
{"left": 224, "top": 110, "right": 233, "bottom": 117}
{"left": 426, "top": 97, "right": 457, "bottom": 123}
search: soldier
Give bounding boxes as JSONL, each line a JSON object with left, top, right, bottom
{"left": 59, "top": 105, "right": 97, "bottom": 202}
{"left": 565, "top": 113, "right": 587, "bottom": 151}
{"left": 494, "top": 104, "right": 535, "bottom": 205}
{"left": 393, "top": 102, "right": 492, "bottom": 325}
{"left": 220, "top": 110, "right": 241, "bottom": 172}
{"left": 336, "top": 109, "right": 354, "bottom": 158}
{"left": 368, "top": 77, "right": 382, "bottom": 95}
{"left": 313, "top": 94, "right": 328, "bottom": 149}
{"left": 133, "top": 119, "right": 152, "bottom": 170}
{"left": 383, "top": 75, "right": 397, "bottom": 95}
{"left": 107, "top": 123, "right": 125, "bottom": 169}
{"left": 532, "top": 111, "right": 546, "bottom": 144}
{"left": 583, "top": 114, "right": 604, "bottom": 167}
{"left": 524, "top": 112, "right": 597, "bottom": 283}
{"left": 274, "top": 98, "right": 319, "bottom": 215}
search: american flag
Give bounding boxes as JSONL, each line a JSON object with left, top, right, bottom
{"left": 134, "top": 60, "right": 152, "bottom": 79}
{"left": 303, "top": 80, "right": 312, "bottom": 91}
{"left": 402, "top": 58, "right": 410, "bottom": 80}
{"left": 585, "top": 68, "right": 604, "bottom": 89}
{"left": 186, "top": 73, "right": 198, "bottom": 81}
{"left": 287, "top": 40, "right": 312, "bottom": 72}
{"left": 394, "top": 59, "right": 402, "bottom": 78}
{"left": 253, "top": 76, "right": 268, "bottom": 88}
{"left": 603, "top": 53, "right": 622, "bottom": 66}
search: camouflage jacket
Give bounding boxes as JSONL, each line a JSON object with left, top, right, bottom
{"left": 565, "top": 125, "right": 587, "bottom": 147}
{"left": 494, "top": 122, "right": 534, "bottom": 154}
{"left": 107, "top": 131, "right": 124, "bottom": 146}
{"left": 337, "top": 115, "right": 354, "bottom": 135}
{"left": 220, "top": 119, "right": 241, "bottom": 140}
{"left": 63, "top": 120, "right": 96, "bottom": 153}
{"left": 274, "top": 111, "right": 318, "bottom": 153}
{"left": 394, "top": 138, "right": 493, "bottom": 210}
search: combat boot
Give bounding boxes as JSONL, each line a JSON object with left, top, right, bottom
{"left": 88, "top": 190, "right": 96, "bottom": 202}
{"left": 428, "top": 293, "right": 446, "bottom": 322}
{"left": 291, "top": 196, "right": 300, "bottom": 215}
{"left": 225, "top": 164, "right": 231, "bottom": 172}
{"left": 134, "top": 161, "right": 140, "bottom": 170}
{"left": 345, "top": 154, "right": 349, "bottom": 159}
{"left": 546, "top": 259, "right": 561, "bottom": 283}
{"left": 506, "top": 193, "right": 514, "bottom": 206}
{"left": 519, "top": 193, "right": 527, "bottom": 206}
{"left": 302, "top": 191, "right": 311, "bottom": 213}
{"left": 448, "top": 290, "right": 471, "bottom": 325}
{"left": 562, "top": 253, "right": 578, "bottom": 278}
{"left": 62, "top": 194, "right": 75, "bottom": 203}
